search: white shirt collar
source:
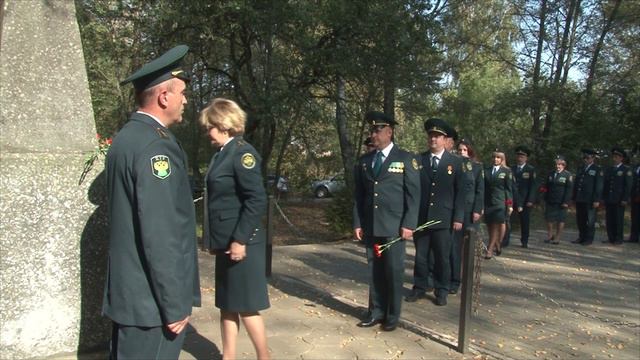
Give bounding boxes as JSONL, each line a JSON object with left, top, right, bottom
{"left": 430, "top": 148, "right": 445, "bottom": 159}
{"left": 378, "top": 142, "right": 394, "bottom": 158}
{"left": 220, "top": 137, "right": 235, "bottom": 151}
{"left": 136, "top": 110, "right": 166, "bottom": 128}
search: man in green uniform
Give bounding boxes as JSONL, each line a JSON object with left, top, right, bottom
{"left": 572, "top": 149, "right": 604, "bottom": 246}
{"left": 102, "top": 45, "right": 201, "bottom": 359}
{"left": 353, "top": 111, "right": 420, "bottom": 331}
{"left": 506, "top": 146, "right": 537, "bottom": 248}
{"left": 603, "top": 147, "right": 633, "bottom": 245}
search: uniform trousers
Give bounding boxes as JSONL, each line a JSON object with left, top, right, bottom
{"left": 576, "top": 202, "right": 597, "bottom": 244}
{"left": 365, "top": 236, "right": 406, "bottom": 325}
{"left": 110, "top": 322, "right": 186, "bottom": 360}
{"left": 413, "top": 229, "right": 451, "bottom": 297}
{"left": 630, "top": 201, "right": 639, "bottom": 242}
{"left": 449, "top": 229, "right": 463, "bottom": 292}
{"left": 605, "top": 204, "right": 625, "bottom": 243}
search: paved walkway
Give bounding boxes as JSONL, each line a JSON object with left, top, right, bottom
{"left": 178, "top": 228, "right": 639, "bottom": 360}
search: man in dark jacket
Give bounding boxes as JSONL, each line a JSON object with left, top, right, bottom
{"left": 506, "top": 146, "right": 537, "bottom": 248}
{"left": 353, "top": 111, "right": 420, "bottom": 331}
{"left": 603, "top": 147, "right": 633, "bottom": 245}
{"left": 406, "top": 118, "right": 465, "bottom": 306}
{"left": 572, "top": 149, "right": 604, "bottom": 246}
{"left": 103, "top": 45, "right": 201, "bottom": 359}
{"left": 628, "top": 157, "right": 640, "bottom": 243}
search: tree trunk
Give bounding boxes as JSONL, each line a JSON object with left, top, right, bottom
{"left": 585, "top": 0, "right": 622, "bottom": 100}
{"left": 530, "top": 0, "right": 547, "bottom": 149}
{"left": 335, "top": 74, "right": 355, "bottom": 190}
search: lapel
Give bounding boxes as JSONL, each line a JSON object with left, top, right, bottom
{"left": 361, "top": 152, "right": 376, "bottom": 180}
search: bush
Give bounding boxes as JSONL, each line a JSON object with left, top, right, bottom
{"left": 324, "top": 187, "right": 354, "bottom": 235}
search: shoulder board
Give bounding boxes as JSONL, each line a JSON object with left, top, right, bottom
{"left": 155, "top": 127, "right": 169, "bottom": 139}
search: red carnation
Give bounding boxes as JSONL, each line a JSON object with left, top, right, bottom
{"left": 539, "top": 186, "right": 548, "bottom": 193}
{"left": 374, "top": 244, "right": 382, "bottom": 258}
{"left": 106, "top": 138, "right": 113, "bottom": 145}
{"left": 505, "top": 199, "right": 513, "bottom": 206}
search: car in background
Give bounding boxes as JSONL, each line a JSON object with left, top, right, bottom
{"left": 267, "top": 174, "right": 289, "bottom": 193}
{"left": 311, "top": 173, "right": 345, "bottom": 198}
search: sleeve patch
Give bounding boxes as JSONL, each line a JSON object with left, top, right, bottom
{"left": 151, "top": 155, "right": 171, "bottom": 179}
{"left": 241, "top": 153, "right": 256, "bottom": 169}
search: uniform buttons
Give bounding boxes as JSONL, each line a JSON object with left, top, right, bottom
{"left": 431, "top": 193, "right": 435, "bottom": 196}
{"left": 374, "top": 193, "right": 378, "bottom": 197}
{"left": 374, "top": 205, "right": 378, "bottom": 209}
{"left": 430, "top": 202, "right": 434, "bottom": 206}
{"left": 432, "top": 183, "right": 436, "bottom": 186}
{"left": 375, "top": 181, "right": 378, "bottom": 185}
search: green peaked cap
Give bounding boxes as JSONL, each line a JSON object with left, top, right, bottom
{"left": 121, "top": 45, "right": 190, "bottom": 91}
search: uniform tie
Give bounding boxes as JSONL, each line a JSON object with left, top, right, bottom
{"left": 431, "top": 156, "right": 439, "bottom": 176}
{"left": 373, "top": 151, "right": 383, "bottom": 176}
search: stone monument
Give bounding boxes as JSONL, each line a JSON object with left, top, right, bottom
{"left": 1, "top": 1, "right": 109, "bottom": 358}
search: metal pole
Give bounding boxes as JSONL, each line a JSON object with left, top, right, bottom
{"left": 266, "top": 195, "right": 274, "bottom": 277}
{"left": 458, "top": 228, "right": 476, "bottom": 353}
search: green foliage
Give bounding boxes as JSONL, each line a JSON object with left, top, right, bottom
{"left": 324, "top": 187, "right": 354, "bottom": 235}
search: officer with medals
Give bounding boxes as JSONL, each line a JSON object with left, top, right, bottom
{"left": 200, "top": 98, "right": 269, "bottom": 359}
{"left": 353, "top": 111, "right": 420, "bottom": 331}
{"left": 506, "top": 146, "right": 537, "bottom": 248}
{"left": 542, "top": 155, "right": 574, "bottom": 244}
{"left": 102, "top": 45, "right": 201, "bottom": 358}
{"left": 571, "top": 149, "right": 604, "bottom": 246}
{"left": 406, "top": 118, "right": 465, "bottom": 306}
{"left": 603, "top": 147, "right": 633, "bottom": 245}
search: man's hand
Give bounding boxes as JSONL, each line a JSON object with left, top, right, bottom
{"left": 517, "top": 206, "right": 524, "bottom": 213}
{"left": 561, "top": 203, "right": 569, "bottom": 208}
{"left": 592, "top": 201, "right": 599, "bottom": 209}
{"left": 354, "top": 228, "right": 363, "bottom": 241}
{"left": 400, "top": 227, "right": 413, "bottom": 240}
{"left": 452, "top": 222, "right": 463, "bottom": 231}
{"left": 472, "top": 212, "right": 481, "bottom": 223}
{"left": 526, "top": 202, "right": 533, "bottom": 208}
{"left": 167, "top": 316, "right": 189, "bottom": 334}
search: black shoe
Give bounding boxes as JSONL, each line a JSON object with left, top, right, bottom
{"left": 357, "top": 317, "right": 382, "bottom": 327}
{"left": 435, "top": 295, "right": 447, "bottom": 306}
{"left": 571, "top": 238, "right": 582, "bottom": 244}
{"left": 521, "top": 243, "right": 528, "bottom": 248}
{"left": 382, "top": 321, "right": 398, "bottom": 331}
{"left": 613, "top": 241, "right": 623, "bottom": 245}
{"left": 496, "top": 249, "right": 502, "bottom": 256}
{"left": 405, "top": 289, "right": 426, "bottom": 302}
{"left": 581, "top": 241, "right": 592, "bottom": 246}
{"left": 448, "top": 288, "right": 459, "bottom": 295}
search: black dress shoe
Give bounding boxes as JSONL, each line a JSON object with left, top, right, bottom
{"left": 521, "top": 243, "right": 528, "bottom": 248}
{"left": 581, "top": 241, "right": 592, "bottom": 246}
{"left": 448, "top": 288, "right": 459, "bottom": 295}
{"left": 571, "top": 238, "right": 582, "bottom": 244}
{"left": 357, "top": 317, "right": 382, "bottom": 327}
{"left": 405, "top": 290, "right": 426, "bottom": 302}
{"left": 382, "top": 321, "right": 398, "bottom": 331}
{"left": 435, "top": 295, "right": 447, "bottom": 306}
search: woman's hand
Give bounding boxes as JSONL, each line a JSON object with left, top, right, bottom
{"left": 226, "top": 241, "right": 247, "bottom": 261}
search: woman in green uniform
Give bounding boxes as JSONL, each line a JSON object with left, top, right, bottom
{"left": 542, "top": 156, "right": 573, "bottom": 244}
{"left": 484, "top": 150, "right": 513, "bottom": 259}
{"left": 200, "top": 98, "right": 270, "bottom": 359}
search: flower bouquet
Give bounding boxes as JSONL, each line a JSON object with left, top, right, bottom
{"left": 373, "top": 220, "right": 441, "bottom": 258}
{"left": 79, "top": 133, "right": 112, "bottom": 185}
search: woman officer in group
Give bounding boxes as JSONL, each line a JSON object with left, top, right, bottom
{"left": 200, "top": 98, "right": 270, "bottom": 360}
{"left": 542, "top": 156, "right": 573, "bottom": 244}
{"left": 484, "top": 150, "right": 513, "bottom": 259}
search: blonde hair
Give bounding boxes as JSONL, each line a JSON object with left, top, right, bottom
{"left": 199, "top": 98, "right": 246, "bottom": 136}
{"left": 493, "top": 151, "right": 509, "bottom": 168}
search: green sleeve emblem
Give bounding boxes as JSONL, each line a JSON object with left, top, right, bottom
{"left": 151, "top": 155, "right": 171, "bottom": 179}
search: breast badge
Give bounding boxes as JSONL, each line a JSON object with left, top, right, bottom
{"left": 447, "top": 165, "right": 453, "bottom": 175}
{"left": 241, "top": 153, "right": 256, "bottom": 169}
{"left": 412, "top": 158, "right": 419, "bottom": 170}
{"left": 388, "top": 161, "right": 405, "bottom": 173}
{"left": 151, "top": 155, "right": 171, "bottom": 179}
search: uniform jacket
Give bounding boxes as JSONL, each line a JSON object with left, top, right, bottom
{"left": 603, "top": 163, "right": 633, "bottom": 204}
{"left": 543, "top": 169, "right": 573, "bottom": 205}
{"left": 353, "top": 144, "right": 420, "bottom": 240}
{"left": 462, "top": 159, "right": 484, "bottom": 215}
{"left": 484, "top": 166, "right": 514, "bottom": 212}
{"left": 203, "top": 137, "right": 267, "bottom": 251}
{"left": 417, "top": 151, "right": 466, "bottom": 230}
{"left": 103, "top": 112, "right": 201, "bottom": 327}
{"left": 573, "top": 163, "right": 604, "bottom": 203}
{"left": 511, "top": 163, "right": 537, "bottom": 207}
